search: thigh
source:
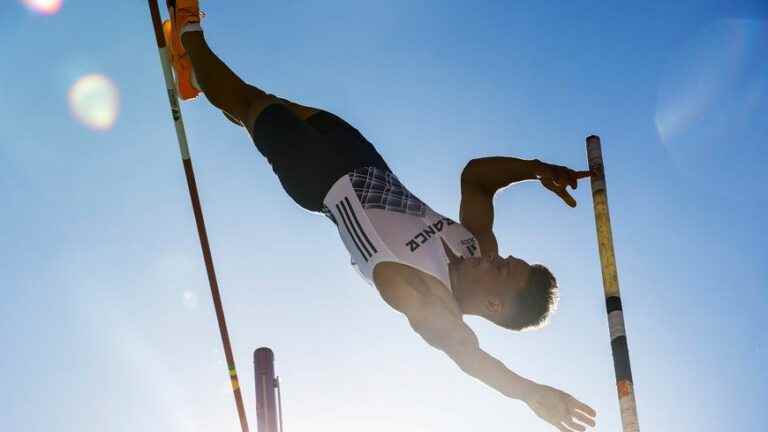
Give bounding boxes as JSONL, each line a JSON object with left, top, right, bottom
{"left": 243, "top": 86, "right": 319, "bottom": 132}
{"left": 248, "top": 104, "right": 392, "bottom": 212}
{"left": 248, "top": 104, "right": 344, "bottom": 212}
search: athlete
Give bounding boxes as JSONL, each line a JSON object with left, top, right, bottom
{"left": 163, "top": 2, "right": 596, "bottom": 431}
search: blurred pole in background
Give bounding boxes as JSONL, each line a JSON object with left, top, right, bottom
{"left": 255, "top": 348, "right": 280, "bottom": 432}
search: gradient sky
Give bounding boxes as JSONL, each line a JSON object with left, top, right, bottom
{"left": 2, "top": 1, "right": 767, "bottom": 432}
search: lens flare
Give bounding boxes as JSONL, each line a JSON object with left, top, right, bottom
{"left": 654, "top": 19, "right": 768, "bottom": 181}
{"left": 21, "top": 0, "right": 63, "bottom": 15}
{"left": 68, "top": 74, "right": 120, "bottom": 131}
{"left": 182, "top": 290, "right": 199, "bottom": 310}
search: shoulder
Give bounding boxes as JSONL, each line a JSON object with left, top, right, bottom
{"left": 373, "top": 262, "right": 428, "bottom": 315}
{"left": 373, "top": 262, "right": 460, "bottom": 317}
{"left": 374, "top": 264, "right": 473, "bottom": 351}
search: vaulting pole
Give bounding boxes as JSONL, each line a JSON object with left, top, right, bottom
{"left": 147, "top": 2, "right": 250, "bottom": 431}
{"left": 586, "top": 135, "right": 640, "bottom": 432}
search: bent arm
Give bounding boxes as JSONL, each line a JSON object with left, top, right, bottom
{"left": 461, "top": 157, "right": 542, "bottom": 194}
{"left": 407, "top": 306, "right": 536, "bottom": 401}
{"left": 459, "top": 157, "right": 543, "bottom": 255}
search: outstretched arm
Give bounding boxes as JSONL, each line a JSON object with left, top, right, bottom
{"left": 406, "top": 299, "right": 597, "bottom": 431}
{"left": 408, "top": 303, "right": 535, "bottom": 399}
{"left": 375, "top": 271, "right": 597, "bottom": 431}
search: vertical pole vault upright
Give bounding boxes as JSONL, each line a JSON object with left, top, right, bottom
{"left": 586, "top": 136, "right": 640, "bottom": 432}
{"left": 146, "top": 2, "right": 250, "bottom": 432}
{"left": 254, "top": 348, "right": 279, "bottom": 432}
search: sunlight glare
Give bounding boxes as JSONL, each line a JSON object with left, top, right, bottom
{"left": 183, "top": 290, "right": 199, "bottom": 310}
{"left": 68, "top": 74, "right": 120, "bottom": 131}
{"left": 21, "top": 0, "right": 63, "bottom": 15}
{"left": 654, "top": 19, "right": 768, "bottom": 180}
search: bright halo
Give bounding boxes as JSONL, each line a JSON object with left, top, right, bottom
{"left": 21, "top": 0, "right": 63, "bottom": 15}
{"left": 68, "top": 74, "right": 120, "bottom": 131}
{"left": 182, "top": 291, "right": 199, "bottom": 310}
{"left": 654, "top": 19, "right": 768, "bottom": 181}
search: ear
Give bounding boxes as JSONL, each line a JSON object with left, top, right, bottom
{"left": 486, "top": 298, "right": 503, "bottom": 314}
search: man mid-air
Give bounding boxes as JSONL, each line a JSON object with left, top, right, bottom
{"left": 163, "top": 2, "right": 597, "bottom": 430}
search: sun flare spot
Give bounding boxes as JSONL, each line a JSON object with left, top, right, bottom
{"left": 182, "top": 291, "right": 199, "bottom": 310}
{"left": 654, "top": 19, "right": 768, "bottom": 182}
{"left": 21, "top": 0, "right": 63, "bottom": 15}
{"left": 68, "top": 74, "right": 120, "bottom": 131}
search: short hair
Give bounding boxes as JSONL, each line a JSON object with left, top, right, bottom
{"left": 498, "top": 264, "right": 559, "bottom": 331}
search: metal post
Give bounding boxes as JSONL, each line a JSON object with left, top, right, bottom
{"left": 586, "top": 135, "right": 640, "bottom": 432}
{"left": 146, "top": 2, "right": 250, "bottom": 432}
{"left": 254, "top": 348, "right": 279, "bottom": 432}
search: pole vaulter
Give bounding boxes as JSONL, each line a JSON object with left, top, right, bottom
{"left": 143, "top": 0, "right": 645, "bottom": 429}
{"left": 146, "top": 2, "right": 250, "bottom": 431}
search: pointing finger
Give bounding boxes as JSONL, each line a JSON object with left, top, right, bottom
{"left": 575, "top": 170, "right": 592, "bottom": 180}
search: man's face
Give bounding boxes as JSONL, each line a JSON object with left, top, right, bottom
{"left": 458, "top": 254, "right": 532, "bottom": 315}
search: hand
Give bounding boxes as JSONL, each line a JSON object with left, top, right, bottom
{"left": 533, "top": 160, "right": 591, "bottom": 208}
{"left": 524, "top": 383, "right": 597, "bottom": 432}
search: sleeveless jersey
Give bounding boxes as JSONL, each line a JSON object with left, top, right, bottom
{"left": 322, "top": 167, "right": 482, "bottom": 290}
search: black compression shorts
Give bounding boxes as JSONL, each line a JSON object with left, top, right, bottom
{"left": 250, "top": 103, "right": 391, "bottom": 212}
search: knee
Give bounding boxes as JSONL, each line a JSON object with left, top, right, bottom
{"left": 242, "top": 92, "right": 283, "bottom": 132}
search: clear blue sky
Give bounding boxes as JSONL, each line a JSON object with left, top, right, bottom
{"left": 2, "top": 1, "right": 766, "bottom": 431}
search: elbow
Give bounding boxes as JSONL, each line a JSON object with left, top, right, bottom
{"left": 461, "top": 159, "right": 489, "bottom": 191}
{"left": 461, "top": 159, "right": 495, "bottom": 196}
{"left": 461, "top": 159, "right": 483, "bottom": 183}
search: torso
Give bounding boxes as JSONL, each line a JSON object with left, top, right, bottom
{"left": 322, "top": 167, "right": 482, "bottom": 304}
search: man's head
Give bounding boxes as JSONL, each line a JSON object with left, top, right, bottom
{"left": 450, "top": 254, "right": 559, "bottom": 331}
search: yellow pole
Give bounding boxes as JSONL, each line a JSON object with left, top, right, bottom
{"left": 587, "top": 135, "right": 640, "bottom": 432}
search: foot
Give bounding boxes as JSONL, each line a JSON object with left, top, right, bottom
{"left": 163, "top": 0, "right": 202, "bottom": 100}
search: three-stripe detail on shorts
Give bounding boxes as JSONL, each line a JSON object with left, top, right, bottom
{"left": 335, "top": 196, "right": 378, "bottom": 262}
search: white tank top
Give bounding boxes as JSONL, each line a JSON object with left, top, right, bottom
{"left": 322, "top": 167, "right": 481, "bottom": 289}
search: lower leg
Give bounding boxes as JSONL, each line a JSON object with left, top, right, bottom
{"left": 180, "top": 31, "right": 320, "bottom": 124}
{"left": 181, "top": 31, "right": 253, "bottom": 121}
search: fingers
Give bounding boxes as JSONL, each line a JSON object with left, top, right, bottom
{"left": 555, "top": 172, "right": 574, "bottom": 190}
{"left": 572, "top": 410, "right": 596, "bottom": 428}
{"left": 569, "top": 397, "right": 597, "bottom": 429}
{"left": 562, "top": 418, "right": 586, "bottom": 432}
{"left": 540, "top": 165, "right": 588, "bottom": 207}
{"left": 555, "top": 187, "right": 577, "bottom": 208}
{"left": 549, "top": 168, "right": 573, "bottom": 189}
{"left": 575, "top": 170, "right": 592, "bottom": 180}
{"left": 542, "top": 179, "right": 578, "bottom": 208}
{"left": 570, "top": 398, "right": 597, "bottom": 418}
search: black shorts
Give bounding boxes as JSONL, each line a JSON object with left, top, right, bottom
{"left": 250, "top": 103, "right": 391, "bottom": 212}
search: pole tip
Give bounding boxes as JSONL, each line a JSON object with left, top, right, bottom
{"left": 586, "top": 135, "right": 601, "bottom": 145}
{"left": 254, "top": 347, "right": 274, "bottom": 362}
